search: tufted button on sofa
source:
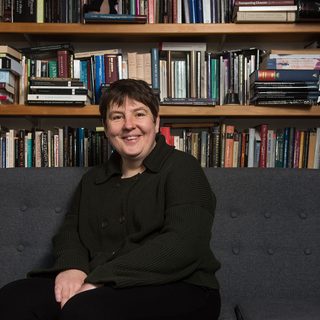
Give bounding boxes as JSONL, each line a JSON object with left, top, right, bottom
{"left": 0, "top": 167, "right": 319, "bottom": 320}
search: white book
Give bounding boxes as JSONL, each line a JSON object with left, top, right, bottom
{"left": 314, "top": 127, "right": 320, "bottom": 169}
{"left": 238, "top": 5, "right": 297, "bottom": 11}
{"left": 73, "top": 59, "right": 81, "bottom": 79}
{"left": 202, "top": 0, "right": 211, "bottom": 23}
{"left": 236, "top": 11, "right": 296, "bottom": 22}
{"left": 27, "top": 94, "right": 87, "bottom": 101}
{"left": 247, "top": 128, "right": 256, "bottom": 168}
{"left": 74, "top": 48, "right": 122, "bottom": 59}
{"left": 159, "top": 42, "right": 207, "bottom": 52}
{"left": 183, "top": 0, "right": 190, "bottom": 23}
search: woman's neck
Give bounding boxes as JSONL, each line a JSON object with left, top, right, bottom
{"left": 121, "top": 160, "right": 145, "bottom": 179}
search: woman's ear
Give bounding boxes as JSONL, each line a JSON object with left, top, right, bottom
{"left": 102, "top": 119, "right": 108, "bottom": 137}
{"left": 155, "top": 116, "right": 160, "bottom": 133}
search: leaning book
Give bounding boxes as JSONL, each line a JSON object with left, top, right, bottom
{"left": 84, "top": 13, "right": 147, "bottom": 24}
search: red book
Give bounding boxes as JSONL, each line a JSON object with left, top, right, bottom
{"left": 224, "top": 125, "right": 235, "bottom": 168}
{"left": 160, "top": 126, "right": 174, "bottom": 146}
{"left": 259, "top": 124, "right": 268, "bottom": 168}
{"left": 57, "top": 50, "right": 70, "bottom": 78}
{"left": 104, "top": 54, "right": 119, "bottom": 84}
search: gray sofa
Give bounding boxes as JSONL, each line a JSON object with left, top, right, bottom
{"left": 0, "top": 168, "right": 319, "bottom": 320}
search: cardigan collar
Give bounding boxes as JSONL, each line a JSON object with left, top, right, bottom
{"left": 95, "top": 134, "right": 174, "bottom": 184}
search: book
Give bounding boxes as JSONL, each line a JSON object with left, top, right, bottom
{"left": 159, "top": 42, "right": 207, "bottom": 52}
{"left": 0, "top": 45, "right": 22, "bottom": 61}
{"left": 253, "top": 99, "right": 315, "bottom": 106}
{"left": 234, "top": 0, "right": 295, "bottom": 4}
{"left": 74, "top": 48, "right": 121, "bottom": 59}
{"left": 235, "top": 11, "right": 296, "bottom": 22}
{"left": 161, "top": 97, "right": 216, "bottom": 106}
{"left": 0, "top": 82, "right": 15, "bottom": 95}
{"left": 27, "top": 94, "right": 87, "bottom": 101}
{"left": 29, "top": 88, "right": 88, "bottom": 95}
{"left": 237, "top": 5, "right": 297, "bottom": 11}
{"left": 0, "top": 70, "right": 16, "bottom": 87}
{"left": 263, "top": 57, "right": 320, "bottom": 70}
{"left": 296, "top": 0, "right": 320, "bottom": 22}
{"left": 251, "top": 70, "right": 320, "bottom": 82}
{"left": 26, "top": 100, "right": 86, "bottom": 106}
{"left": 13, "top": 0, "right": 37, "bottom": 22}
{"left": 251, "top": 81, "right": 319, "bottom": 91}
{"left": 84, "top": 13, "right": 147, "bottom": 23}
{"left": 0, "top": 56, "right": 23, "bottom": 75}
{"left": 20, "top": 43, "right": 74, "bottom": 55}
{"left": 29, "top": 77, "right": 84, "bottom": 87}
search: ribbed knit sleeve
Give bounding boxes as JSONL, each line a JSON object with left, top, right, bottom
{"left": 85, "top": 153, "right": 218, "bottom": 287}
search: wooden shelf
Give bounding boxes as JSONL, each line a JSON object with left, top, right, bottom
{"left": 1, "top": 105, "right": 319, "bottom": 117}
{"left": 0, "top": 22, "right": 319, "bottom": 37}
{"left": 0, "top": 22, "right": 319, "bottom": 119}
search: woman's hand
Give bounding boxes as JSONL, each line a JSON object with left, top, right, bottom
{"left": 54, "top": 269, "right": 87, "bottom": 308}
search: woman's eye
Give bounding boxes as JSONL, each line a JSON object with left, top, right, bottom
{"left": 136, "top": 112, "right": 146, "bottom": 118}
{"left": 111, "top": 114, "right": 123, "bottom": 121}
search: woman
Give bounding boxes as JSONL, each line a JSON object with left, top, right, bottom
{"left": 0, "top": 79, "right": 221, "bottom": 319}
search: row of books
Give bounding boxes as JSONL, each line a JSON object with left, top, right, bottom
{"left": 233, "top": 0, "right": 320, "bottom": 23}
{"left": 1, "top": 0, "right": 319, "bottom": 24}
{"left": 0, "top": 0, "right": 83, "bottom": 23}
{"left": 1, "top": 123, "right": 319, "bottom": 169}
{"left": 161, "top": 124, "right": 320, "bottom": 169}
{"left": 250, "top": 69, "right": 320, "bottom": 106}
{"left": 0, "top": 126, "right": 111, "bottom": 168}
{"left": 2, "top": 43, "right": 319, "bottom": 106}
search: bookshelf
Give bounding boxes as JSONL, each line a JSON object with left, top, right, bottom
{"left": 0, "top": 22, "right": 320, "bottom": 118}
{"left": 1, "top": 105, "right": 320, "bottom": 117}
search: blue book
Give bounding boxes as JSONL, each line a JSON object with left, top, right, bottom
{"left": 94, "top": 55, "right": 105, "bottom": 103}
{"left": 251, "top": 69, "right": 320, "bottom": 82}
{"left": 151, "top": 48, "right": 160, "bottom": 91}
{"left": 76, "top": 127, "right": 85, "bottom": 167}
{"left": 80, "top": 60, "right": 88, "bottom": 88}
{"left": 84, "top": 13, "right": 147, "bottom": 24}
{"left": 189, "top": 0, "right": 197, "bottom": 23}
{"left": 282, "top": 127, "right": 290, "bottom": 168}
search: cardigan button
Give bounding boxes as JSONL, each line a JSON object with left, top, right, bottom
{"left": 232, "top": 247, "right": 240, "bottom": 255}
{"left": 264, "top": 212, "right": 272, "bottom": 219}
{"left": 304, "top": 248, "right": 312, "bottom": 255}
{"left": 17, "top": 245, "right": 24, "bottom": 252}
{"left": 20, "top": 205, "right": 27, "bottom": 212}
{"left": 299, "top": 212, "right": 307, "bottom": 220}
{"left": 267, "top": 248, "right": 274, "bottom": 255}
{"left": 55, "top": 207, "right": 62, "bottom": 214}
{"left": 101, "top": 220, "right": 109, "bottom": 229}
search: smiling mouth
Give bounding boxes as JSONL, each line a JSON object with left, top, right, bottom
{"left": 123, "top": 135, "right": 140, "bottom": 141}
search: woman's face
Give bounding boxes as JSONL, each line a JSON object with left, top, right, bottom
{"left": 105, "top": 97, "right": 160, "bottom": 164}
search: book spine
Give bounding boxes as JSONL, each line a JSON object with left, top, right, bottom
{"left": 151, "top": 48, "right": 160, "bottom": 90}
{"left": 57, "top": 50, "right": 70, "bottom": 78}
{"left": 94, "top": 55, "right": 105, "bottom": 103}
{"left": 235, "top": 0, "right": 294, "bottom": 5}
{"left": 253, "top": 70, "right": 320, "bottom": 82}
{"left": 224, "top": 125, "right": 235, "bottom": 168}
{"left": 13, "top": 0, "right": 36, "bottom": 22}
{"left": 259, "top": 124, "right": 268, "bottom": 168}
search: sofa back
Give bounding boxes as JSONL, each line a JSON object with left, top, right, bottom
{"left": 0, "top": 168, "right": 319, "bottom": 318}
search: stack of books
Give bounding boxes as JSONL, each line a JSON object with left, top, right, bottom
{"left": 0, "top": 45, "right": 22, "bottom": 104}
{"left": 27, "top": 77, "right": 88, "bottom": 106}
{"left": 249, "top": 69, "right": 320, "bottom": 106}
{"left": 233, "top": 0, "right": 297, "bottom": 23}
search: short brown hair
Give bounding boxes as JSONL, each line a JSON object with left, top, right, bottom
{"left": 99, "top": 79, "right": 159, "bottom": 123}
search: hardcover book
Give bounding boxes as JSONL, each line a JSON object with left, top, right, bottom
{"left": 84, "top": 13, "right": 147, "bottom": 23}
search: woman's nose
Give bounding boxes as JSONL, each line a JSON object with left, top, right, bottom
{"left": 123, "top": 115, "right": 136, "bottom": 129}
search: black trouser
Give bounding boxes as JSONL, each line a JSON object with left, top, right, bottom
{"left": 0, "top": 278, "right": 220, "bottom": 320}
